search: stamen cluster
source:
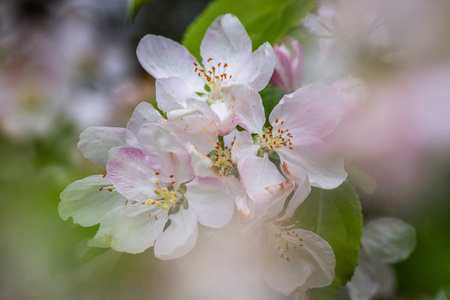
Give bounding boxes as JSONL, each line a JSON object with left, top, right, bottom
{"left": 194, "top": 58, "right": 231, "bottom": 101}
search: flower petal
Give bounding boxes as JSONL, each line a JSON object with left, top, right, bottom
{"left": 137, "top": 34, "right": 203, "bottom": 88}
{"left": 200, "top": 14, "right": 252, "bottom": 69}
{"left": 231, "top": 130, "right": 260, "bottom": 164}
{"left": 232, "top": 42, "right": 276, "bottom": 91}
{"left": 362, "top": 217, "right": 416, "bottom": 264}
{"left": 154, "top": 206, "right": 198, "bottom": 260}
{"left": 225, "top": 84, "right": 266, "bottom": 134}
{"left": 185, "top": 176, "right": 235, "bottom": 228}
{"left": 278, "top": 144, "right": 347, "bottom": 189}
{"left": 109, "top": 204, "right": 169, "bottom": 254}
{"left": 269, "top": 83, "right": 345, "bottom": 140}
{"left": 126, "top": 102, "right": 164, "bottom": 136}
{"left": 78, "top": 126, "right": 127, "bottom": 167}
{"left": 239, "top": 154, "right": 286, "bottom": 198}
{"left": 59, "top": 175, "right": 127, "bottom": 226}
{"left": 156, "top": 78, "right": 199, "bottom": 111}
{"left": 107, "top": 146, "right": 158, "bottom": 201}
{"left": 283, "top": 177, "right": 311, "bottom": 219}
{"left": 250, "top": 181, "right": 295, "bottom": 221}
{"left": 262, "top": 229, "right": 336, "bottom": 294}
{"left": 137, "top": 123, "right": 194, "bottom": 183}
{"left": 346, "top": 251, "right": 379, "bottom": 300}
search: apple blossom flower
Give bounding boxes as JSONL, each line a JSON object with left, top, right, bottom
{"left": 270, "top": 36, "right": 304, "bottom": 92}
{"left": 61, "top": 124, "right": 234, "bottom": 259}
{"left": 136, "top": 14, "right": 275, "bottom": 135}
{"left": 240, "top": 181, "right": 336, "bottom": 295}
{"left": 233, "top": 83, "right": 347, "bottom": 190}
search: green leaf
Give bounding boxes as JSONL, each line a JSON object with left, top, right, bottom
{"left": 293, "top": 182, "right": 363, "bottom": 299}
{"left": 127, "top": 0, "right": 154, "bottom": 21}
{"left": 182, "top": 0, "right": 315, "bottom": 60}
{"left": 260, "top": 84, "right": 286, "bottom": 125}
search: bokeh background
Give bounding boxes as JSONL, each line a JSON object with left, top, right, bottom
{"left": 1, "top": 0, "right": 450, "bottom": 299}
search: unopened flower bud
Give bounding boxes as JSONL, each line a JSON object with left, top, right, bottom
{"left": 270, "top": 36, "right": 303, "bottom": 92}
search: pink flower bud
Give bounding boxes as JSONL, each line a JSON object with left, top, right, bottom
{"left": 270, "top": 36, "right": 303, "bottom": 92}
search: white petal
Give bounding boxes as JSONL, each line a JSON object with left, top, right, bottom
{"left": 231, "top": 130, "right": 260, "bottom": 164}
{"left": 225, "top": 84, "right": 266, "bottom": 134}
{"left": 59, "top": 175, "right": 127, "bottom": 226}
{"left": 232, "top": 42, "right": 276, "bottom": 91}
{"left": 362, "top": 217, "right": 416, "bottom": 264}
{"left": 110, "top": 204, "right": 169, "bottom": 254}
{"left": 154, "top": 206, "right": 198, "bottom": 260}
{"left": 186, "top": 144, "right": 216, "bottom": 177}
{"left": 239, "top": 154, "right": 286, "bottom": 198}
{"left": 137, "top": 34, "right": 203, "bottom": 88}
{"left": 156, "top": 77, "right": 200, "bottom": 111}
{"left": 278, "top": 146, "right": 347, "bottom": 189}
{"left": 263, "top": 229, "right": 336, "bottom": 294}
{"left": 78, "top": 126, "right": 126, "bottom": 167}
{"left": 107, "top": 146, "right": 158, "bottom": 201}
{"left": 185, "top": 176, "right": 235, "bottom": 228}
{"left": 347, "top": 251, "right": 379, "bottom": 300}
{"left": 283, "top": 177, "right": 311, "bottom": 219}
{"left": 200, "top": 14, "right": 251, "bottom": 68}
{"left": 126, "top": 101, "right": 164, "bottom": 137}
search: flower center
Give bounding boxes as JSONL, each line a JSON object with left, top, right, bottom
{"left": 141, "top": 172, "right": 187, "bottom": 219}
{"left": 208, "top": 142, "right": 237, "bottom": 177}
{"left": 255, "top": 119, "right": 294, "bottom": 156}
{"left": 194, "top": 58, "right": 232, "bottom": 103}
{"left": 266, "top": 218, "right": 303, "bottom": 262}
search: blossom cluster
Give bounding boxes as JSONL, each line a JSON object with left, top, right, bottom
{"left": 59, "top": 14, "right": 349, "bottom": 295}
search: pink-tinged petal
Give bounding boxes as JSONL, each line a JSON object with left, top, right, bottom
{"left": 225, "top": 84, "right": 265, "bottom": 134}
{"left": 200, "top": 14, "right": 252, "bottom": 69}
{"left": 250, "top": 181, "right": 294, "bottom": 221}
{"left": 270, "top": 48, "right": 292, "bottom": 91}
{"left": 262, "top": 229, "right": 336, "bottom": 294}
{"left": 78, "top": 126, "right": 126, "bottom": 167}
{"left": 59, "top": 175, "right": 127, "bottom": 227}
{"left": 283, "top": 177, "right": 311, "bottom": 219}
{"left": 362, "top": 218, "right": 416, "bottom": 264}
{"left": 270, "top": 37, "right": 303, "bottom": 92}
{"left": 269, "top": 83, "right": 345, "bottom": 140}
{"left": 239, "top": 154, "right": 286, "bottom": 198}
{"left": 154, "top": 206, "right": 198, "bottom": 260}
{"left": 185, "top": 176, "right": 235, "bottom": 228}
{"left": 232, "top": 42, "right": 276, "bottom": 91}
{"left": 109, "top": 204, "right": 168, "bottom": 254}
{"left": 137, "top": 124, "right": 194, "bottom": 183}
{"left": 107, "top": 146, "right": 158, "bottom": 201}
{"left": 231, "top": 130, "right": 260, "bottom": 164}
{"left": 278, "top": 145, "right": 347, "bottom": 189}
{"left": 137, "top": 35, "right": 203, "bottom": 88}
